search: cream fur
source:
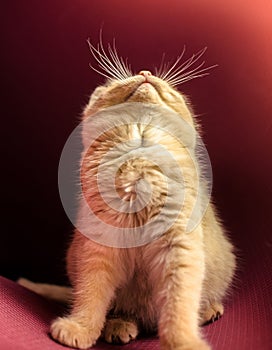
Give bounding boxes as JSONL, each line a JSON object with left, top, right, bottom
{"left": 22, "top": 73, "right": 236, "bottom": 350}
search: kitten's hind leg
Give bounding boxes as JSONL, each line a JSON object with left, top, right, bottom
{"left": 200, "top": 302, "right": 224, "bottom": 326}
{"left": 103, "top": 317, "right": 139, "bottom": 344}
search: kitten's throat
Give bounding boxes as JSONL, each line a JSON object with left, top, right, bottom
{"left": 127, "top": 83, "right": 164, "bottom": 104}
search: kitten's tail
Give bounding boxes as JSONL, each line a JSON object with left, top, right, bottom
{"left": 17, "top": 278, "right": 72, "bottom": 304}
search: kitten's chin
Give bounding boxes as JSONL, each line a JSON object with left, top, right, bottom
{"left": 127, "top": 83, "right": 164, "bottom": 105}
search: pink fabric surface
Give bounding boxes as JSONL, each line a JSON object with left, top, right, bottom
{"left": 1, "top": 269, "right": 271, "bottom": 350}
{"left": 0, "top": 276, "right": 159, "bottom": 350}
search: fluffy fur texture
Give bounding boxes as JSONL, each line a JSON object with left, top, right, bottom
{"left": 20, "top": 47, "right": 236, "bottom": 350}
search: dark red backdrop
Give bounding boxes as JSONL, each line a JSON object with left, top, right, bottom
{"left": 2, "top": 0, "right": 272, "bottom": 290}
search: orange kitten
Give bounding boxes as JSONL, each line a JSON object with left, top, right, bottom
{"left": 21, "top": 43, "right": 236, "bottom": 350}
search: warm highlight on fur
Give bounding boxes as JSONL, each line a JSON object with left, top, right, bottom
{"left": 20, "top": 47, "right": 236, "bottom": 350}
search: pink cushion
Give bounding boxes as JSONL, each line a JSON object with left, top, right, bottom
{"left": 1, "top": 273, "right": 271, "bottom": 350}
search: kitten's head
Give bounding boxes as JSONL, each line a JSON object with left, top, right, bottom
{"left": 83, "top": 40, "right": 215, "bottom": 124}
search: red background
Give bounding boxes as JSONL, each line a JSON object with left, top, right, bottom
{"left": 2, "top": 0, "right": 272, "bottom": 289}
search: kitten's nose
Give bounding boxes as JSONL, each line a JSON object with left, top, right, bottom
{"left": 138, "top": 70, "right": 152, "bottom": 78}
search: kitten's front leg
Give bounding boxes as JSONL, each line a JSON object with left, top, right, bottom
{"left": 156, "top": 227, "right": 210, "bottom": 350}
{"left": 51, "top": 248, "right": 121, "bottom": 349}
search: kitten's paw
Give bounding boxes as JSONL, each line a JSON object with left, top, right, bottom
{"left": 103, "top": 318, "right": 138, "bottom": 344}
{"left": 200, "top": 302, "right": 224, "bottom": 326}
{"left": 50, "top": 317, "right": 99, "bottom": 349}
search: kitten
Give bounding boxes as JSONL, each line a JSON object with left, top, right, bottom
{"left": 21, "top": 43, "right": 236, "bottom": 350}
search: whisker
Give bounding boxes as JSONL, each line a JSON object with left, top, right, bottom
{"left": 108, "top": 39, "right": 128, "bottom": 78}
{"left": 160, "top": 46, "right": 186, "bottom": 80}
{"left": 167, "top": 64, "right": 217, "bottom": 86}
{"left": 160, "top": 46, "right": 217, "bottom": 86}
{"left": 164, "top": 47, "right": 207, "bottom": 82}
{"left": 88, "top": 32, "right": 216, "bottom": 86}
{"left": 97, "top": 32, "right": 126, "bottom": 79}
{"left": 161, "top": 62, "right": 172, "bottom": 80}
{"left": 121, "top": 56, "right": 133, "bottom": 77}
{"left": 125, "top": 57, "right": 133, "bottom": 77}
{"left": 87, "top": 39, "right": 123, "bottom": 80}
{"left": 87, "top": 31, "right": 133, "bottom": 81}
{"left": 156, "top": 55, "right": 175, "bottom": 79}
{"left": 168, "top": 73, "right": 209, "bottom": 86}
{"left": 88, "top": 63, "right": 115, "bottom": 81}
{"left": 111, "top": 39, "right": 132, "bottom": 78}
{"left": 155, "top": 52, "right": 166, "bottom": 77}
{"left": 107, "top": 43, "right": 128, "bottom": 79}
{"left": 167, "top": 61, "right": 206, "bottom": 83}
{"left": 117, "top": 49, "right": 133, "bottom": 77}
